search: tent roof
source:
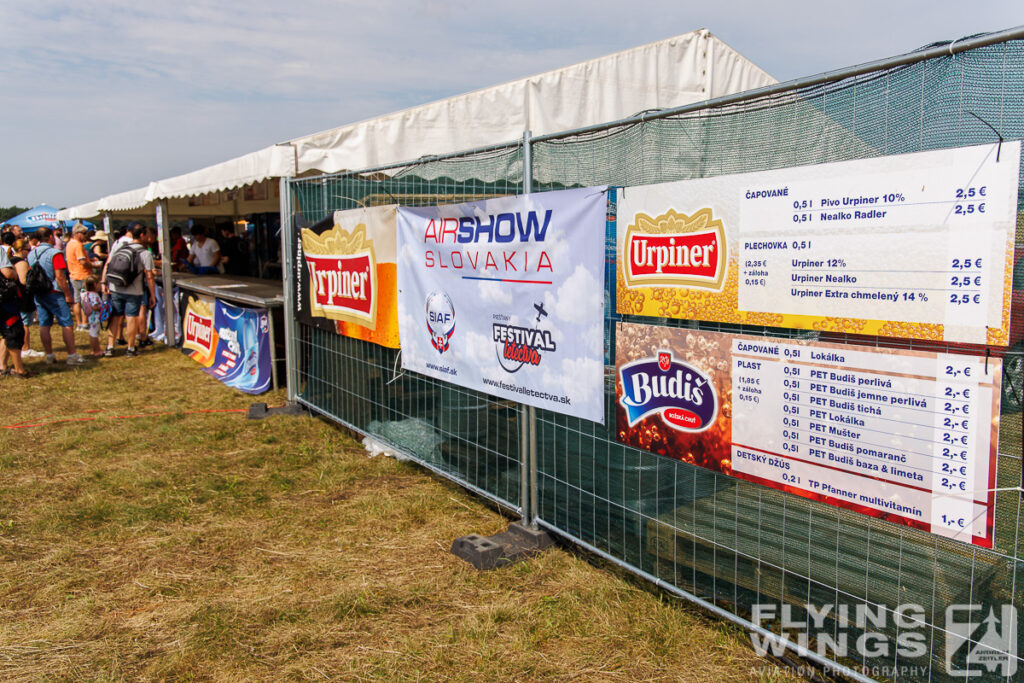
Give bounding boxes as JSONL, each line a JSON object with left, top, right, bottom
{"left": 288, "top": 29, "right": 774, "bottom": 176}
{"left": 2, "top": 204, "right": 61, "bottom": 228}
{"left": 58, "top": 29, "right": 775, "bottom": 219}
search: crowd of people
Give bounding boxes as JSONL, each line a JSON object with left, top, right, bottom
{"left": 0, "top": 219, "right": 249, "bottom": 378}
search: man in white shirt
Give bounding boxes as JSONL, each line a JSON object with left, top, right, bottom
{"left": 187, "top": 225, "right": 221, "bottom": 275}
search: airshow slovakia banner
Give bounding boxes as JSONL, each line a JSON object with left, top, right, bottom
{"left": 617, "top": 142, "right": 1021, "bottom": 346}
{"left": 615, "top": 321, "right": 1001, "bottom": 547}
{"left": 180, "top": 293, "right": 272, "bottom": 394}
{"left": 397, "top": 187, "right": 608, "bottom": 423}
{"left": 295, "top": 204, "right": 400, "bottom": 348}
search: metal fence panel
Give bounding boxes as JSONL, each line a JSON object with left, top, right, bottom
{"left": 286, "top": 37, "right": 1024, "bottom": 682}
{"left": 289, "top": 147, "right": 526, "bottom": 513}
{"left": 531, "top": 40, "right": 1024, "bottom": 682}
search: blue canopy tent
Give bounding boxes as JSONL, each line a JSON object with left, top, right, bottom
{"left": 0, "top": 204, "right": 61, "bottom": 230}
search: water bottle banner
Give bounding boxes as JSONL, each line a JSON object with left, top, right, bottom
{"left": 178, "top": 292, "right": 272, "bottom": 395}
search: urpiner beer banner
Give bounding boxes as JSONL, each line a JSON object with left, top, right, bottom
{"left": 296, "top": 204, "right": 400, "bottom": 348}
{"left": 616, "top": 321, "right": 1001, "bottom": 547}
{"left": 617, "top": 142, "right": 1021, "bottom": 345}
{"left": 397, "top": 187, "right": 608, "bottom": 423}
{"left": 181, "top": 294, "right": 217, "bottom": 367}
{"left": 180, "top": 293, "right": 273, "bottom": 394}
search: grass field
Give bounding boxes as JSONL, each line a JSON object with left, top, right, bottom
{"left": 0, "top": 337, "right": 800, "bottom": 682}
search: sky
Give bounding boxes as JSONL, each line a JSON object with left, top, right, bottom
{"left": 0, "top": 1, "right": 1021, "bottom": 209}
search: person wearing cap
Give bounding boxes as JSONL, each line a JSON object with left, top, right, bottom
{"left": 65, "top": 223, "right": 93, "bottom": 329}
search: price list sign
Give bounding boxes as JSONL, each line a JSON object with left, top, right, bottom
{"left": 617, "top": 142, "right": 1020, "bottom": 345}
{"left": 615, "top": 322, "right": 1001, "bottom": 546}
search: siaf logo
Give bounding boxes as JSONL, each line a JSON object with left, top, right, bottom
{"left": 946, "top": 605, "right": 1018, "bottom": 677}
{"left": 623, "top": 208, "right": 726, "bottom": 291}
{"left": 425, "top": 291, "right": 455, "bottom": 354}
{"left": 618, "top": 350, "right": 717, "bottom": 431}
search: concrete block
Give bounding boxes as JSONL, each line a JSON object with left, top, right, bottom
{"left": 450, "top": 522, "right": 554, "bottom": 570}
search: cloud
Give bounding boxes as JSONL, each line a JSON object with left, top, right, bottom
{"left": 476, "top": 279, "right": 513, "bottom": 306}
{"left": 544, "top": 263, "right": 602, "bottom": 326}
{"left": 1, "top": 0, "right": 1019, "bottom": 206}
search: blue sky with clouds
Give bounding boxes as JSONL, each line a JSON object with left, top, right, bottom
{"left": 0, "top": 1, "right": 1020, "bottom": 208}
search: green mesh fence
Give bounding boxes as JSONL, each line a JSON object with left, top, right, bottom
{"left": 288, "top": 38, "right": 1024, "bottom": 682}
{"left": 532, "top": 41, "right": 1024, "bottom": 683}
{"left": 290, "top": 148, "right": 526, "bottom": 511}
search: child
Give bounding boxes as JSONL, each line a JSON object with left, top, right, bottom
{"left": 81, "top": 276, "right": 105, "bottom": 358}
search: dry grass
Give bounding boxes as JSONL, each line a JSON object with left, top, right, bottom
{"left": 0, "top": 335, "right": 801, "bottom": 682}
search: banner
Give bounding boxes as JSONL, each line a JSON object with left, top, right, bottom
{"left": 397, "top": 187, "right": 608, "bottom": 423}
{"left": 181, "top": 293, "right": 217, "bottom": 367}
{"left": 617, "top": 142, "right": 1021, "bottom": 345}
{"left": 179, "top": 293, "right": 272, "bottom": 394}
{"left": 615, "top": 322, "right": 1001, "bottom": 547}
{"left": 295, "top": 204, "right": 399, "bottom": 348}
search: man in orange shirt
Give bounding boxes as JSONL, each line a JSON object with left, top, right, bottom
{"left": 66, "top": 223, "right": 94, "bottom": 329}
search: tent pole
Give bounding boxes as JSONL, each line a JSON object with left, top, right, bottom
{"left": 156, "top": 200, "right": 175, "bottom": 347}
{"left": 280, "top": 176, "right": 297, "bottom": 402}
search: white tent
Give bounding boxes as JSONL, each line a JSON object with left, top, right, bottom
{"left": 58, "top": 29, "right": 775, "bottom": 220}
{"left": 290, "top": 29, "right": 774, "bottom": 176}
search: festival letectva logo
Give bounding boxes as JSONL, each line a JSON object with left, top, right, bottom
{"left": 492, "top": 302, "right": 556, "bottom": 373}
{"left": 301, "top": 223, "right": 378, "bottom": 328}
{"left": 623, "top": 208, "right": 726, "bottom": 290}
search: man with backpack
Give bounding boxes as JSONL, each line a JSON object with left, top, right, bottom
{"left": 26, "top": 227, "right": 85, "bottom": 365}
{"left": 101, "top": 223, "right": 155, "bottom": 358}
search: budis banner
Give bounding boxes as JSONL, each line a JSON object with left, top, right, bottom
{"left": 397, "top": 187, "right": 608, "bottom": 423}
{"left": 616, "top": 321, "right": 1001, "bottom": 547}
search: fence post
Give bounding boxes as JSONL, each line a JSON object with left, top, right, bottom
{"left": 279, "top": 176, "right": 298, "bottom": 402}
{"left": 519, "top": 130, "right": 540, "bottom": 527}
